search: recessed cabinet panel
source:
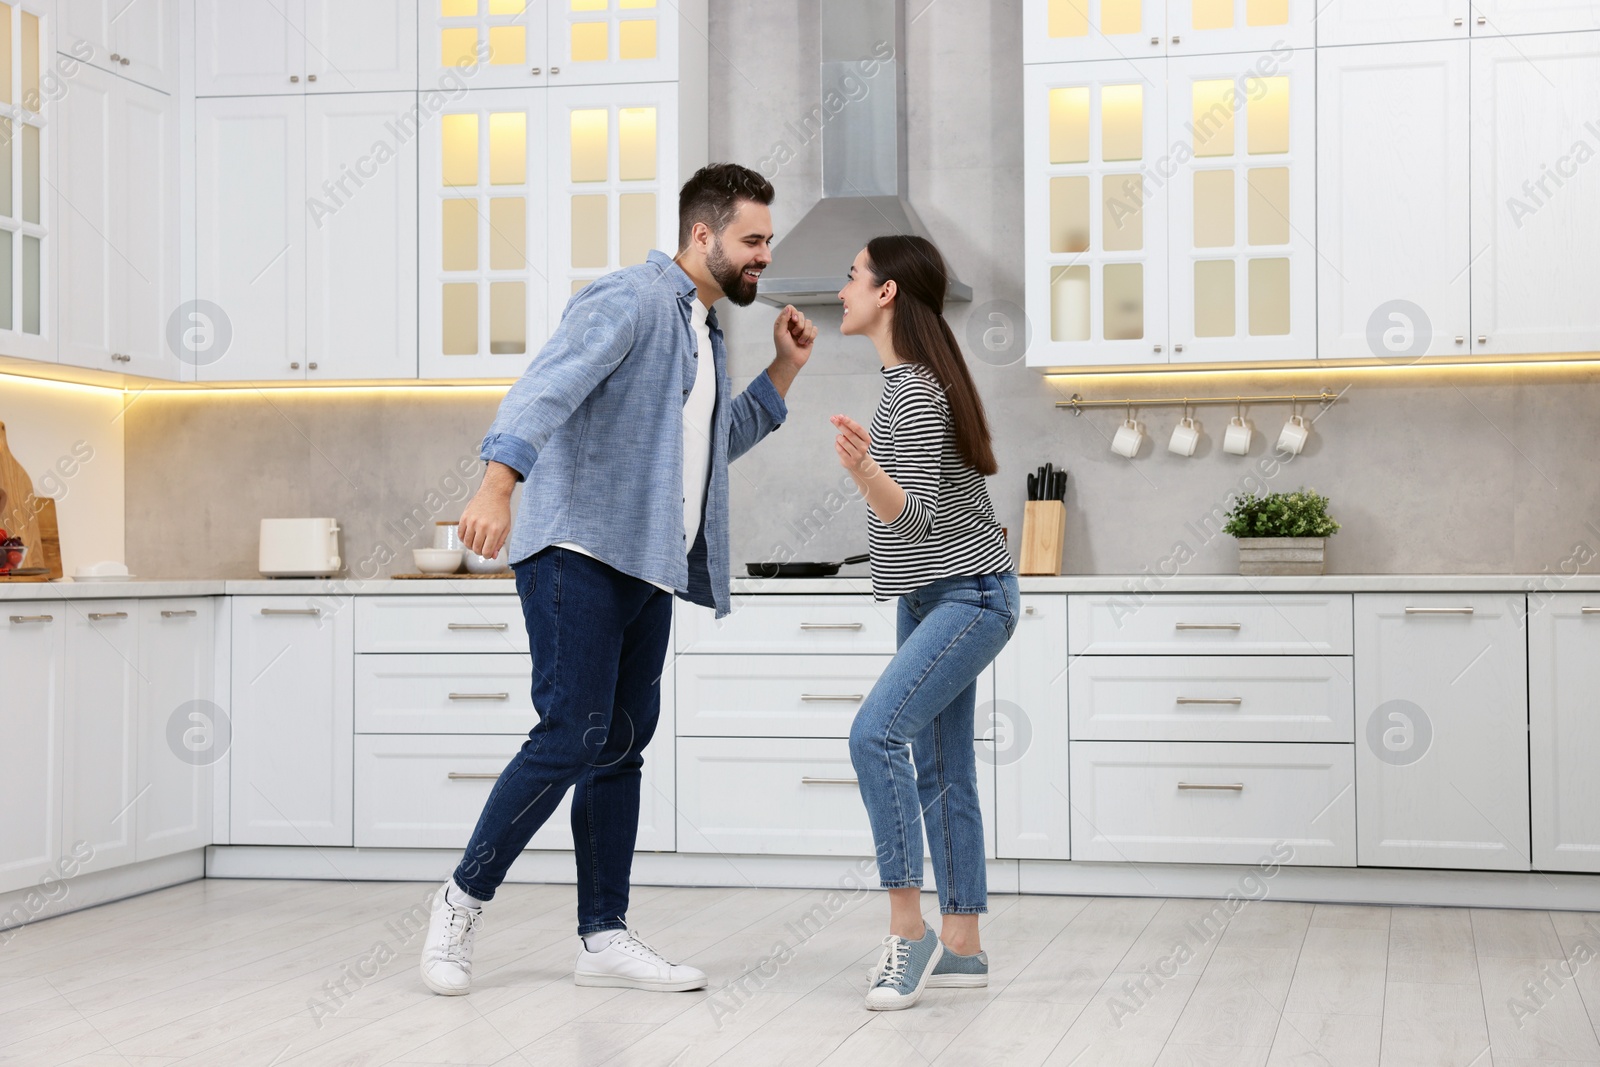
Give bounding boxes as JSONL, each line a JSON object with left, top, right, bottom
{"left": 1530, "top": 595, "right": 1600, "bottom": 872}
{"left": 1315, "top": 0, "right": 1469, "bottom": 45}
{"left": 0, "top": 605, "right": 64, "bottom": 894}
{"left": 1354, "top": 594, "right": 1530, "bottom": 871}
{"left": 1471, "top": 33, "right": 1600, "bottom": 356}
{"left": 195, "top": 0, "right": 306, "bottom": 96}
{"left": 1022, "top": 0, "right": 1166, "bottom": 63}
{"left": 1168, "top": 49, "right": 1315, "bottom": 362}
{"left": 1473, "top": 0, "right": 1600, "bottom": 36}
{"left": 1318, "top": 41, "right": 1469, "bottom": 361}
{"left": 1025, "top": 60, "right": 1169, "bottom": 368}
{"left": 303, "top": 0, "right": 418, "bottom": 93}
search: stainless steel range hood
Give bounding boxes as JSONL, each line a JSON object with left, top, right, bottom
{"left": 756, "top": 0, "right": 972, "bottom": 307}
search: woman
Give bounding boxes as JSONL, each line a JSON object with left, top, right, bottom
{"left": 831, "top": 234, "right": 1019, "bottom": 1011}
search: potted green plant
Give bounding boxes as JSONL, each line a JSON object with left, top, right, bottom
{"left": 1222, "top": 489, "right": 1340, "bottom": 575}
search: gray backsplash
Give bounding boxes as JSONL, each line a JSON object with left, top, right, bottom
{"left": 125, "top": 0, "right": 1600, "bottom": 581}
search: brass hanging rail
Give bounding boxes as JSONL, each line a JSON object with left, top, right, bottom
{"left": 1057, "top": 390, "right": 1342, "bottom": 415}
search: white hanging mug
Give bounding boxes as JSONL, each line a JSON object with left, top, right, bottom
{"left": 1276, "top": 414, "right": 1311, "bottom": 455}
{"left": 1111, "top": 418, "right": 1144, "bottom": 458}
{"left": 1223, "top": 416, "right": 1253, "bottom": 456}
{"left": 1168, "top": 416, "right": 1201, "bottom": 457}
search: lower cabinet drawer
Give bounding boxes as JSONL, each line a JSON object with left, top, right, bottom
{"left": 355, "top": 653, "right": 535, "bottom": 733}
{"left": 676, "top": 737, "right": 995, "bottom": 858}
{"left": 354, "top": 735, "right": 573, "bottom": 851}
{"left": 1068, "top": 656, "right": 1355, "bottom": 743}
{"left": 1068, "top": 741, "right": 1355, "bottom": 866}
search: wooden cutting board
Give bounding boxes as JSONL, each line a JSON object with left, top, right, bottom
{"left": 0, "top": 420, "right": 62, "bottom": 581}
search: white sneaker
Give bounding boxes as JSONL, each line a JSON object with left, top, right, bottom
{"left": 572, "top": 928, "right": 707, "bottom": 992}
{"left": 420, "top": 882, "right": 482, "bottom": 996}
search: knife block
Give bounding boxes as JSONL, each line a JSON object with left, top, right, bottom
{"left": 1019, "top": 500, "right": 1066, "bottom": 576}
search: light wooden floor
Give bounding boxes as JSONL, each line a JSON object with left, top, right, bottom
{"left": 4, "top": 878, "right": 1600, "bottom": 1066}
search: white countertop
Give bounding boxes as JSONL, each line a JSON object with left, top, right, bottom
{"left": 0, "top": 572, "right": 1585, "bottom": 600}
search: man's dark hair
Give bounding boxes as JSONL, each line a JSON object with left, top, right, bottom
{"left": 677, "top": 163, "right": 775, "bottom": 250}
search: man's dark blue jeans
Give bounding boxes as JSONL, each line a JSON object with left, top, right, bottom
{"left": 451, "top": 546, "right": 672, "bottom": 935}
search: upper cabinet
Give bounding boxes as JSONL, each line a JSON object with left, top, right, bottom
{"left": 1023, "top": 0, "right": 1314, "bottom": 63}
{"left": 58, "top": 0, "right": 179, "bottom": 93}
{"left": 195, "top": 0, "right": 418, "bottom": 96}
{"left": 0, "top": 0, "right": 52, "bottom": 364}
{"left": 1471, "top": 31, "right": 1600, "bottom": 357}
{"left": 1317, "top": 41, "right": 1470, "bottom": 360}
{"left": 1315, "top": 0, "right": 1470, "bottom": 46}
{"left": 1473, "top": 0, "right": 1600, "bottom": 37}
{"left": 419, "top": 0, "right": 682, "bottom": 90}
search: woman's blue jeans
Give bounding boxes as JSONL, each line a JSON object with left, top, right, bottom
{"left": 849, "top": 571, "right": 1020, "bottom": 914}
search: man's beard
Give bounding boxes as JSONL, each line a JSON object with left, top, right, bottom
{"left": 707, "top": 238, "right": 759, "bottom": 307}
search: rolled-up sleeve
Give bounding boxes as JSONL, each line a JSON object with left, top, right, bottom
{"left": 478, "top": 278, "right": 640, "bottom": 480}
{"left": 726, "top": 368, "right": 788, "bottom": 463}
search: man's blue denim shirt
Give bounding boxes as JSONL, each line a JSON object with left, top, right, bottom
{"left": 479, "top": 250, "right": 787, "bottom": 619}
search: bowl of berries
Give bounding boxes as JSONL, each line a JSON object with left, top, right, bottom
{"left": 0, "top": 530, "right": 25, "bottom": 574}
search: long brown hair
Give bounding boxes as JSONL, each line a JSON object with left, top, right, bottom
{"left": 865, "top": 235, "right": 998, "bottom": 476}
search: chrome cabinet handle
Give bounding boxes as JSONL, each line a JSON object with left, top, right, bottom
{"left": 1580, "top": 607, "right": 1600, "bottom": 614}
{"left": 800, "top": 693, "right": 864, "bottom": 703}
{"left": 1404, "top": 606, "right": 1474, "bottom": 615}
{"left": 110, "top": 52, "right": 121, "bottom": 61}
{"left": 289, "top": 74, "right": 299, "bottom": 83}
{"left": 87, "top": 611, "right": 129, "bottom": 620}
{"left": 801, "top": 776, "right": 858, "bottom": 786}
{"left": 1149, "top": 35, "right": 1159, "bottom": 44}
{"left": 448, "top": 622, "right": 509, "bottom": 630}
{"left": 1453, "top": 17, "right": 1463, "bottom": 25}
{"left": 1171, "top": 34, "right": 1181, "bottom": 43}
{"left": 9, "top": 614, "right": 53, "bottom": 623}
{"left": 447, "top": 772, "right": 499, "bottom": 780}
{"left": 1175, "top": 622, "right": 1241, "bottom": 631}
{"left": 1174, "top": 343, "right": 1184, "bottom": 353}
{"left": 1477, "top": 15, "right": 1486, "bottom": 24}
{"left": 111, "top": 353, "right": 131, "bottom": 362}
{"left": 531, "top": 66, "right": 542, "bottom": 74}
{"left": 799, "top": 622, "right": 863, "bottom": 631}
{"left": 308, "top": 362, "right": 318, "bottom": 370}
{"left": 1024, "top": 605, "right": 1038, "bottom": 615}
{"left": 307, "top": 74, "right": 317, "bottom": 82}
{"left": 1175, "top": 696, "right": 1243, "bottom": 706}
{"left": 449, "top": 692, "right": 509, "bottom": 701}
{"left": 161, "top": 609, "right": 198, "bottom": 618}
{"left": 119, "top": 56, "right": 129, "bottom": 66}
{"left": 550, "top": 65, "right": 561, "bottom": 74}
{"left": 1478, "top": 335, "right": 1488, "bottom": 344}
{"left": 261, "top": 607, "right": 320, "bottom": 616}
{"left": 1178, "top": 782, "right": 1244, "bottom": 791}
{"left": 290, "top": 361, "right": 300, "bottom": 369}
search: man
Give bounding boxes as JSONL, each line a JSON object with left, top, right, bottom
{"left": 420, "top": 163, "right": 816, "bottom": 995}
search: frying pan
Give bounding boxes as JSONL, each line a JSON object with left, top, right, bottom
{"left": 746, "top": 552, "right": 871, "bottom": 578}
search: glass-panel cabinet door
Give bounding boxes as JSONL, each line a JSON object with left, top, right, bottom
{"left": 419, "top": 88, "right": 549, "bottom": 379}
{"left": 1022, "top": 0, "right": 1165, "bottom": 63}
{"left": 1167, "top": 0, "right": 1314, "bottom": 53}
{"left": 547, "top": 0, "right": 677, "bottom": 86}
{"left": 1024, "top": 60, "right": 1169, "bottom": 369}
{"left": 546, "top": 82, "right": 678, "bottom": 318}
{"left": 419, "top": 0, "right": 548, "bottom": 89}
{"left": 0, "top": 0, "right": 51, "bottom": 363}
{"left": 1167, "top": 49, "right": 1315, "bottom": 362}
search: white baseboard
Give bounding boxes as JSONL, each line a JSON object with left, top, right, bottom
{"left": 0, "top": 851, "right": 206, "bottom": 940}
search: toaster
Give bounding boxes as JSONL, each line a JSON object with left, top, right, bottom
{"left": 259, "top": 518, "right": 342, "bottom": 577}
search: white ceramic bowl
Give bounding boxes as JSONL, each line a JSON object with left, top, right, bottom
{"left": 413, "top": 548, "right": 463, "bottom": 574}
{"left": 463, "top": 542, "right": 510, "bottom": 574}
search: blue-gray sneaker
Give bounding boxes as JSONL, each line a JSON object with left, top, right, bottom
{"left": 864, "top": 925, "right": 944, "bottom": 1010}
{"left": 926, "top": 947, "right": 988, "bottom": 988}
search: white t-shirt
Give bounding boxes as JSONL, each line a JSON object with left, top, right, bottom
{"left": 556, "top": 299, "right": 716, "bottom": 594}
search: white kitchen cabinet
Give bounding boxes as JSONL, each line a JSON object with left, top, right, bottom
{"left": 1022, "top": 0, "right": 1166, "bottom": 63}
{"left": 60, "top": 601, "right": 140, "bottom": 873}
{"left": 0, "top": 1, "right": 53, "bottom": 363}
{"left": 302, "top": 0, "right": 418, "bottom": 94}
{"left": 1529, "top": 595, "right": 1600, "bottom": 872}
{"left": 136, "top": 599, "right": 217, "bottom": 861}
{"left": 1024, "top": 60, "right": 1170, "bottom": 369}
{"left": 675, "top": 596, "right": 896, "bottom": 655}
{"left": 1168, "top": 48, "right": 1316, "bottom": 363}
{"left": 1070, "top": 740, "right": 1355, "bottom": 865}
{"left": 993, "top": 594, "right": 1071, "bottom": 860}
{"left": 1068, "top": 592, "right": 1353, "bottom": 655}
{"left": 196, "top": 95, "right": 305, "bottom": 381}
{"left": 0, "top": 605, "right": 64, "bottom": 894}
{"left": 304, "top": 93, "right": 419, "bottom": 380}
{"left": 58, "top": 0, "right": 178, "bottom": 93}
{"left": 1471, "top": 32, "right": 1600, "bottom": 357}
{"left": 421, "top": 0, "right": 550, "bottom": 90}
{"left": 1473, "top": 0, "right": 1600, "bottom": 37}
{"left": 198, "top": 92, "right": 418, "bottom": 382}
{"left": 1023, "top": 0, "right": 1313, "bottom": 61}
{"left": 1314, "top": 0, "right": 1470, "bottom": 45}
{"left": 197, "top": 0, "right": 416, "bottom": 96}
{"left": 1353, "top": 594, "right": 1529, "bottom": 871}
{"left": 59, "top": 65, "right": 181, "bottom": 379}
{"left": 546, "top": 0, "right": 681, "bottom": 86}
{"left": 229, "top": 598, "right": 353, "bottom": 847}
{"left": 1317, "top": 41, "right": 1469, "bottom": 361}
